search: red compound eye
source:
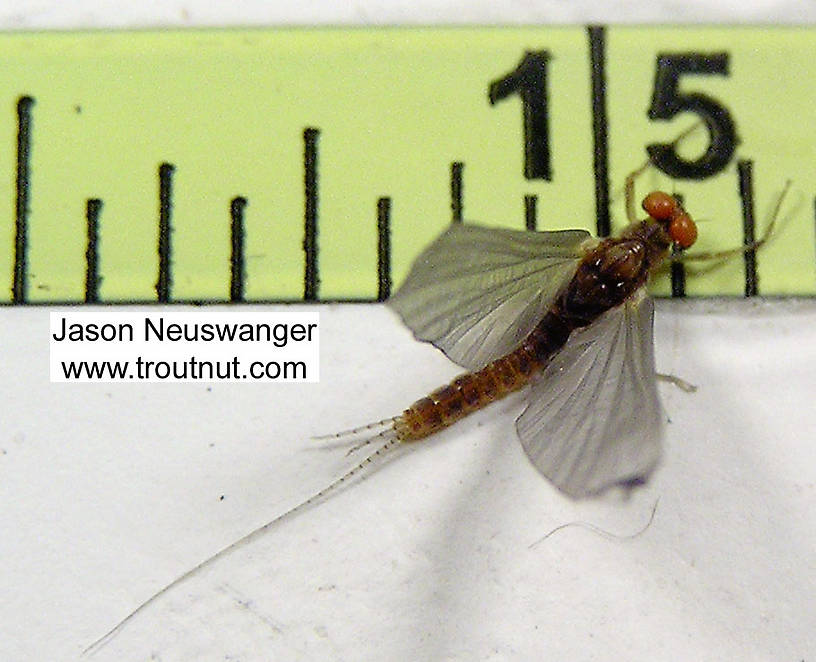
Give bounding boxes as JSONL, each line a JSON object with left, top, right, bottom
{"left": 641, "top": 191, "right": 677, "bottom": 221}
{"left": 668, "top": 212, "right": 698, "bottom": 249}
{"left": 642, "top": 191, "right": 698, "bottom": 248}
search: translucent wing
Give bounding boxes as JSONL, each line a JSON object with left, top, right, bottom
{"left": 516, "top": 294, "right": 663, "bottom": 498}
{"left": 388, "top": 223, "right": 589, "bottom": 371}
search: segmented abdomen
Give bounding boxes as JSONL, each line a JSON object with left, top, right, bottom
{"left": 394, "top": 310, "right": 574, "bottom": 441}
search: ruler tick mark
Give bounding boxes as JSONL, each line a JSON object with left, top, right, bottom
{"left": 230, "top": 197, "right": 247, "bottom": 302}
{"left": 587, "top": 26, "right": 611, "bottom": 238}
{"left": 670, "top": 193, "right": 687, "bottom": 298}
{"left": 303, "top": 128, "right": 320, "bottom": 301}
{"left": 13, "top": 95, "right": 34, "bottom": 304}
{"left": 525, "top": 195, "right": 537, "bottom": 231}
{"left": 738, "top": 160, "right": 758, "bottom": 297}
{"left": 156, "top": 163, "right": 175, "bottom": 303}
{"left": 670, "top": 244, "right": 687, "bottom": 297}
{"left": 377, "top": 197, "right": 391, "bottom": 301}
{"left": 85, "top": 199, "right": 103, "bottom": 303}
{"left": 451, "top": 162, "right": 464, "bottom": 224}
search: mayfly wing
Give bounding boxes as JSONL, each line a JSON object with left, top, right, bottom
{"left": 516, "top": 293, "right": 663, "bottom": 498}
{"left": 388, "top": 223, "right": 589, "bottom": 371}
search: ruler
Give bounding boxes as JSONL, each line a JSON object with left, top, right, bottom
{"left": 1, "top": 26, "right": 814, "bottom": 304}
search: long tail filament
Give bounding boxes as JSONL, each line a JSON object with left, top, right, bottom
{"left": 82, "top": 430, "right": 402, "bottom": 657}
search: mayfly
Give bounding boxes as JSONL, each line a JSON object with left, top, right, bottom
{"left": 84, "top": 167, "right": 786, "bottom": 654}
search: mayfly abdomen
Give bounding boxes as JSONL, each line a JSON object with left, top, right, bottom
{"left": 394, "top": 308, "right": 580, "bottom": 441}
{"left": 395, "top": 350, "right": 539, "bottom": 440}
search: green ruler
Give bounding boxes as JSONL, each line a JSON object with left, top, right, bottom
{"left": 1, "top": 26, "right": 814, "bottom": 304}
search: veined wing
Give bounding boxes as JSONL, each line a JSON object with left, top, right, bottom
{"left": 516, "top": 293, "right": 663, "bottom": 498}
{"left": 388, "top": 223, "right": 589, "bottom": 371}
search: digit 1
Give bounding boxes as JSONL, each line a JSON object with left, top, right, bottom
{"left": 489, "top": 51, "right": 552, "bottom": 181}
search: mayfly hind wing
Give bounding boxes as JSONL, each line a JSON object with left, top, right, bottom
{"left": 389, "top": 223, "right": 589, "bottom": 371}
{"left": 516, "top": 293, "right": 663, "bottom": 498}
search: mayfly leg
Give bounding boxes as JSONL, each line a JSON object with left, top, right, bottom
{"left": 82, "top": 433, "right": 401, "bottom": 657}
{"left": 656, "top": 373, "right": 697, "bottom": 393}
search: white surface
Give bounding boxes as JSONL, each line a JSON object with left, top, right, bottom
{"left": 2, "top": 300, "right": 816, "bottom": 661}
{"left": 1, "top": 0, "right": 815, "bottom": 27}
{"left": 1, "top": 2, "right": 815, "bottom": 661}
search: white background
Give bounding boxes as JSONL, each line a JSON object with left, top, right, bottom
{"left": 1, "top": 2, "right": 815, "bottom": 661}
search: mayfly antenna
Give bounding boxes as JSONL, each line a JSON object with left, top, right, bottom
{"left": 677, "top": 179, "right": 793, "bottom": 263}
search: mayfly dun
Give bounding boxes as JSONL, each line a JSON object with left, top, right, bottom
{"left": 386, "top": 189, "right": 697, "bottom": 494}
{"left": 84, "top": 165, "right": 788, "bottom": 654}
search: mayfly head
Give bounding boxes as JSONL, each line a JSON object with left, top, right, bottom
{"left": 641, "top": 191, "right": 698, "bottom": 250}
